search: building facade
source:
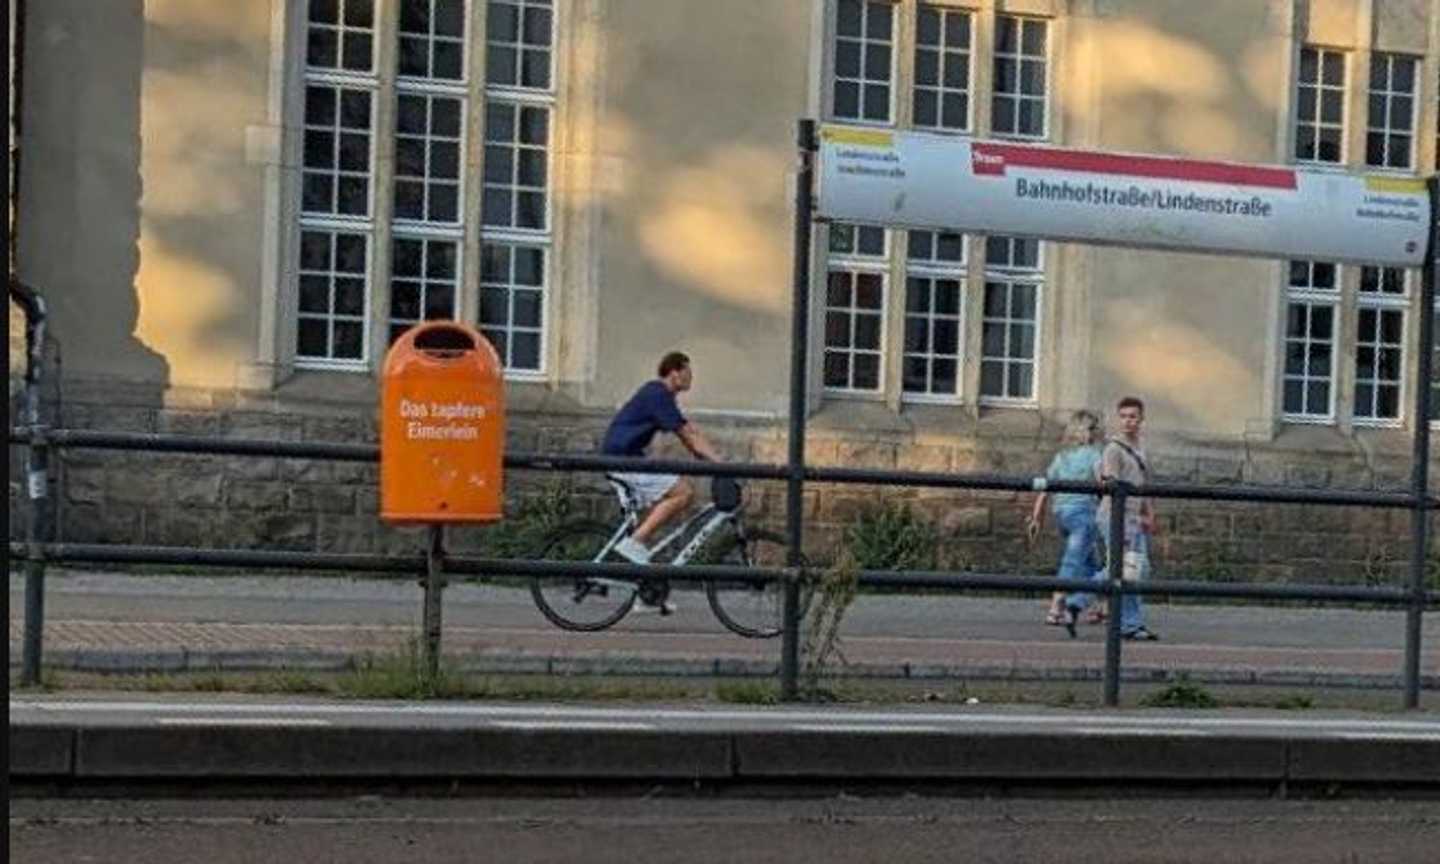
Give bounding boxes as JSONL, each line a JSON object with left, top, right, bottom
{"left": 12, "top": 0, "right": 1440, "bottom": 582}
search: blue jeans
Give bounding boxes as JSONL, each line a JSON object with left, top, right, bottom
{"left": 1094, "top": 521, "right": 1150, "bottom": 634}
{"left": 1054, "top": 504, "right": 1105, "bottom": 606}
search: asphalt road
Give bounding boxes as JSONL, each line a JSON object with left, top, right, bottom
{"left": 15, "top": 570, "right": 1434, "bottom": 650}
{"left": 11, "top": 796, "right": 1440, "bottom": 864}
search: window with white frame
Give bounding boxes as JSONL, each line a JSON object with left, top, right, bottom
{"left": 992, "top": 15, "right": 1047, "bottom": 139}
{"left": 292, "top": 0, "right": 556, "bottom": 373}
{"left": 1354, "top": 266, "right": 1408, "bottom": 423}
{"left": 388, "top": 237, "right": 458, "bottom": 345}
{"left": 478, "top": 0, "right": 554, "bottom": 372}
{"left": 389, "top": 1, "right": 467, "bottom": 350}
{"left": 1295, "top": 47, "right": 1345, "bottom": 164}
{"left": 831, "top": 0, "right": 895, "bottom": 123}
{"left": 912, "top": 5, "right": 972, "bottom": 132}
{"left": 1366, "top": 52, "right": 1418, "bottom": 170}
{"left": 823, "top": 223, "right": 888, "bottom": 393}
{"left": 1281, "top": 260, "right": 1339, "bottom": 421}
{"left": 980, "top": 236, "right": 1041, "bottom": 401}
{"left": 902, "top": 230, "right": 966, "bottom": 398}
{"left": 298, "top": 0, "right": 378, "bottom": 365}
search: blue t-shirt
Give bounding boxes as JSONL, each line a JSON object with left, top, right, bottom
{"left": 1046, "top": 445, "right": 1102, "bottom": 512}
{"left": 601, "top": 380, "right": 687, "bottom": 456}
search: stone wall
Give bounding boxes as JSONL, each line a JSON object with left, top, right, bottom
{"left": 9, "top": 380, "right": 1437, "bottom": 591}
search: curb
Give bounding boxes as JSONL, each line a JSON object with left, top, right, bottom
{"left": 12, "top": 722, "right": 1440, "bottom": 790}
{"left": 13, "top": 647, "right": 1439, "bottom": 691}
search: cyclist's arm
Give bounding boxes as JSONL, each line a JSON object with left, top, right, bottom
{"left": 676, "top": 422, "right": 722, "bottom": 462}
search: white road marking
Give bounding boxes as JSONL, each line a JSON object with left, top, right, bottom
{"left": 490, "top": 721, "right": 654, "bottom": 731}
{"left": 155, "top": 718, "right": 331, "bottom": 728}
{"left": 788, "top": 724, "right": 948, "bottom": 734}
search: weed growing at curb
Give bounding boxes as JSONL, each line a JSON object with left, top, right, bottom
{"left": 715, "top": 681, "right": 779, "bottom": 705}
{"left": 801, "top": 551, "right": 861, "bottom": 700}
{"left": 1140, "top": 676, "right": 1219, "bottom": 709}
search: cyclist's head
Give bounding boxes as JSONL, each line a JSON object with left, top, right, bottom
{"left": 658, "top": 351, "right": 692, "bottom": 390}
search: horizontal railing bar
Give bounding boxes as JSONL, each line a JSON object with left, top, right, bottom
{"left": 13, "top": 542, "right": 1439, "bottom": 606}
{"left": 9, "top": 428, "right": 1430, "bottom": 509}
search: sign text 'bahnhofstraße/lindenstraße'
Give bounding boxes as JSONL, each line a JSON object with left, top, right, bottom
{"left": 1013, "top": 177, "right": 1274, "bottom": 217}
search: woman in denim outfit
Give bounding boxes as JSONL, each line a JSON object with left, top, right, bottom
{"left": 1027, "top": 410, "right": 1104, "bottom": 636}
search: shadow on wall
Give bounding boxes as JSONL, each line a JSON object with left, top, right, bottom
{"left": 1057, "top": 1, "right": 1296, "bottom": 436}
{"left": 565, "top": 0, "right": 813, "bottom": 412}
{"left": 17, "top": 0, "right": 169, "bottom": 395}
{"left": 130, "top": 3, "right": 270, "bottom": 388}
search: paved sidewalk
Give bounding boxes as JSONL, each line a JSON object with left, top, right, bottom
{"left": 9, "top": 569, "right": 1440, "bottom": 690}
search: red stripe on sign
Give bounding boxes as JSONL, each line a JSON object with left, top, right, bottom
{"left": 971, "top": 142, "right": 1297, "bottom": 190}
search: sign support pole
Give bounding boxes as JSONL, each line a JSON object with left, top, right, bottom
{"left": 781, "top": 119, "right": 817, "bottom": 701}
{"left": 1403, "top": 177, "right": 1437, "bottom": 709}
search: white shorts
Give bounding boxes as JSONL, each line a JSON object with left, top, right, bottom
{"left": 609, "top": 472, "right": 680, "bottom": 509}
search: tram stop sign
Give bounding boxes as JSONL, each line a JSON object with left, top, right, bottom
{"left": 380, "top": 322, "right": 505, "bottom": 524}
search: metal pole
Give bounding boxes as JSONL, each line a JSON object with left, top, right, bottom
{"left": 422, "top": 524, "right": 445, "bottom": 681}
{"left": 1102, "top": 483, "right": 1127, "bottom": 707}
{"left": 781, "top": 118, "right": 817, "bottom": 701}
{"left": 21, "top": 426, "right": 49, "bottom": 686}
{"left": 18, "top": 286, "right": 49, "bottom": 687}
{"left": 1402, "top": 177, "right": 1438, "bottom": 709}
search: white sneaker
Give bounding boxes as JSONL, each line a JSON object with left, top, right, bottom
{"left": 612, "top": 536, "right": 652, "bottom": 564}
{"left": 632, "top": 598, "right": 677, "bottom": 615}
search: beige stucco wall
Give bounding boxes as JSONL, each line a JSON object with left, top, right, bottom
{"left": 16, "top": 0, "right": 271, "bottom": 392}
{"left": 577, "top": 0, "right": 813, "bottom": 416}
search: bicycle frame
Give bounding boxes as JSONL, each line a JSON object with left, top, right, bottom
{"left": 588, "top": 504, "right": 738, "bottom": 573}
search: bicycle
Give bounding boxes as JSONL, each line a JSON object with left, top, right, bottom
{"left": 530, "top": 475, "right": 805, "bottom": 638}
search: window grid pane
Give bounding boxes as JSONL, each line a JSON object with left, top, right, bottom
{"left": 1354, "top": 265, "right": 1408, "bottom": 422}
{"left": 1296, "top": 47, "right": 1346, "bottom": 164}
{"left": 307, "top": 0, "right": 376, "bottom": 73}
{"left": 394, "top": 93, "right": 464, "bottom": 224}
{"left": 1366, "top": 53, "right": 1417, "bottom": 170}
{"left": 980, "top": 279, "right": 1038, "bottom": 400}
{"left": 399, "top": 0, "right": 467, "bottom": 81}
{"left": 482, "top": 101, "right": 550, "bottom": 230}
{"left": 389, "top": 237, "right": 459, "bottom": 344}
{"left": 302, "top": 84, "right": 374, "bottom": 217}
{"left": 478, "top": 241, "right": 547, "bottom": 371}
{"left": 902, "top": 275, "right": 964, "bottom": 396}
{"left": 823, "top": 268, "right": 886, "bottom": 392}
{"left": 829, "top": 222, "right": 889, "bottom": 260}
{"left": 912, "top": 5, "right": 972, "bottom": 132}
{"left": 1281, "top": 260, "right": 1339, "bottom": 420}
{"left": 486, "top": 0, "right": 554, "bottom": 90}
{"left": 297, "top": 229, "right": 370, "bottom": 362}
{"left": 992, "top": 16, "right": 1047, "bottom": 138}
{"left": 831, "top": 0, "right": 894, "bottom": 123}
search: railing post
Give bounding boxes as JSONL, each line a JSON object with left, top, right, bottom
{"left": 1102, "top": 481, "right": 1128, "bottom": 707}
{"left": 422, "top": 524, "right": 446, "bottom": 681}
{"left": 21, "top": 424, "right": 51, "bottom": 686}
{"left": 1403, "top": 176, "right": 1438, "bottom": 709}
{"left": 781, "top": 118, "right": 817, "bottom": 701}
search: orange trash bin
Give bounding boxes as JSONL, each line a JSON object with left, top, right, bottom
{"left": 381, "top": 322, "right": 505, "bottom": 524}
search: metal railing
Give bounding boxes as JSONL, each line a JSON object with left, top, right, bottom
{"left": 9, "top": 427, "right": 1439, "bottom": 706}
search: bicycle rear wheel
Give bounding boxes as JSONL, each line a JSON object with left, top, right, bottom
{"left": 706, "top": 528, "right": 804, "bottom": 639}
{"left": 531, "top": 521, "right": 637, "bottom": 631}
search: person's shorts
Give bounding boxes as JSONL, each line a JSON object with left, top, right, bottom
{"left": 608, "top": 472, "right": 680, "bottom": 509}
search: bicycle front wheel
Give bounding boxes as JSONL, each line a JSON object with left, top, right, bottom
{"left": 706, "top": 529, "right": 802, "bottom": 639}
{"left": 531, "top": 521, "right": 637, "bottom": 632}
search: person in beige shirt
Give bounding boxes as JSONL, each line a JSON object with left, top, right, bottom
{"left": 1087, "top": 396, "right": 1159, "bottom": 641}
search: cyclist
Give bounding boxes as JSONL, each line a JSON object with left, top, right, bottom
{"left": 601, "top": 351, "right": 722, "bottom": 610}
